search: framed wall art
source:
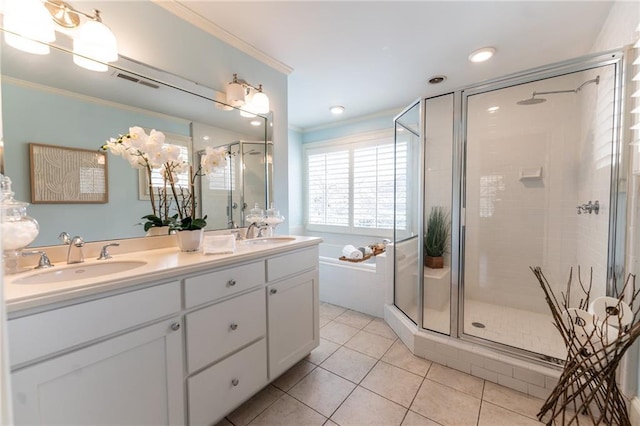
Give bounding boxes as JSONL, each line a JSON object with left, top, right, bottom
{"left": 29, "top": 143, "right": 108, "bottom": 204}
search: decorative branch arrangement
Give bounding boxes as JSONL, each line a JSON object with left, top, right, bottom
{"left": 531, "top": 267, "right": 640, "bottom": 426}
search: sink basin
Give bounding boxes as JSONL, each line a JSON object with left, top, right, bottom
{"left": 242, "top": 237, "right": 296, "bottom": 245}
{"left": 13, "top": 261, "right": 148, "bottom": 285}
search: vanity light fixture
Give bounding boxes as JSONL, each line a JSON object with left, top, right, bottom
{"left": 468, "top": 47, "right": 496, "bottom": 63}
{"left": 250, "top": 120, "right": 262, "bottom": 126}
{"left": 226, "top": 74, "right": 270, "bottom": 114}
{"left": 3, "top": 0, "right": 118, "bottom": 72}
{"left": 3, "top": 0, "right": 56, "bottom": 55}
{"left": 487, "top": 106, "right": 500, "bottom": 113}
{"left": 330, "top": 105, "right": 345, "bottom": 115}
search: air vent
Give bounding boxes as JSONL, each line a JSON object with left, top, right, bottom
{"left": 138, "top": 80, "right": 160, "bottom": 89}
{"left": 113, "top": 71, "right": 159, "bottom": 89}
{"left": 115, "top": 72, "right": 139, "bottom": 83}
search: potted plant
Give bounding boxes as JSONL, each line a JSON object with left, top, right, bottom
{"left": 102, "top": 127, "right": 226, "bottom": 250}
{"left": 424, "top": 206, "right": 450, "bottom": 269}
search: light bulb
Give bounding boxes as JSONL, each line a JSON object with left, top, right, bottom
{"left": 468, "top": 47, "right": 496, "bottom": 63}
{"left": 252, "top": 91, "right": 270, "bottom": 114}
{"left": 240, "top": 91, "right": 257, "bottom": 117}
{"left": 73, "top": 20, "right": 118, "bottom": 72}
{"left": 3, "top": 0, "right": 55, "bottom": 55}
{"left": 226, "top": 82, "right": 246, "bottom": 107}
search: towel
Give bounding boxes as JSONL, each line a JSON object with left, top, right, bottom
{"left": 359, "top": 246, "right": 373, "bottom": 256}
{"left": 203, "top": 235, "right": 236, "bottom": 254}
{"left": 342, "top": 245, "right": 363, "bottom": 260}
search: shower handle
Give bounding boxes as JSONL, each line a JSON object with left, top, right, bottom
{"left": 576, "top": 200, "right": 599, "bottom": 215}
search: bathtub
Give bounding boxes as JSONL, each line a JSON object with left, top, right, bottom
{"left": 318, "top": 243, "right": 388, "bottom": 318}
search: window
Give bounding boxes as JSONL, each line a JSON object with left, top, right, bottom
{"left": 304, "top": 130, "right": 406, "bottom": 235}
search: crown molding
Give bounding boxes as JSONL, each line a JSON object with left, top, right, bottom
{"left": 153, "top": 0, "right": 293, "bottom": 76}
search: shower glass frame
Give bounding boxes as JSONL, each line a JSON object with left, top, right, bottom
{"left": 394, "top": 49, "right": 628, "bottom": 365}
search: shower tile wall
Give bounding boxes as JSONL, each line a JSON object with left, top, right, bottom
{"left": 465, "top": 70, "right": 610, "bottom": 316}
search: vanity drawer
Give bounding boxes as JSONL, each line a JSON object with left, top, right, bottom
{"left": 9, "top": 281, "right": 181, "bottom": 367}
{"left": 184, "top": 260, "right": 265, "bottom": 308}
{"left": 267, "top": 246, "right": 319, "bottom": 282}
{"left": 186, "top": 288, "right": 266, "bottom": 374}
{"left": 188, "top": 338, "right": 267, "bottom": 426}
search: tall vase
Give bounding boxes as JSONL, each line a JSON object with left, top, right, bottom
{"left": 176, "top": 229, "right": 203, "bottom": 252}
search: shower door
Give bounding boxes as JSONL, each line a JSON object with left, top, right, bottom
{"left": 461, "top": 62, "right": 622, "bottom": 360}
{"left": 394, "top": 101, "right": 423, "bottom": 325}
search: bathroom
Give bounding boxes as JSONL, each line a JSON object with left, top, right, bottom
{"left": 1, "top": 1, "right": 640, "bottom": 425}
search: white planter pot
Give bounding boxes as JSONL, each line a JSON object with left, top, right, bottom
{"left": 176, "top": 229, "right": 203, "bottom": 252}
{"left": 145, "top": 226, "right": 171, "bottom": 237}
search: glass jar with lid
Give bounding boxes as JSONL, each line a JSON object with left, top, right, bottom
{"left": 1, "top": 174, "right": 39, "bottom": 273}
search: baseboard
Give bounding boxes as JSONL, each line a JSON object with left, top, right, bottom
{"left": 630, "top": 397, "right": 640, "bottom": 426}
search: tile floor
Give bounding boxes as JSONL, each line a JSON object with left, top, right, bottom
{"left": 216, "top": 302, "right": 563, "bottom": 426}
{"left": 414, "top": 299, "right": 566, "bottom": 361}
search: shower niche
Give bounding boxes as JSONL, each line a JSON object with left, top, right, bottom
{"left": 393, "top": 51, "right": 626, "bottom": 363}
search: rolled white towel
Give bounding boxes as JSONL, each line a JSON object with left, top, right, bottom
{"left": 342, "top": 244, "right": 363, "bottom": 260}
{"left": 359, "top": 246, "right": 373, "bottom": 256}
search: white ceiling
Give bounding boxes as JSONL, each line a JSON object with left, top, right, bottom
{"left": 177, "top": 1, "right": 613, "bottom": 131}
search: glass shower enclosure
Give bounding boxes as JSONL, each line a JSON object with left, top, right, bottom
{"left": 200, "top": 141, "right": 273, "bottom": 229}
{"left": 394, "top": 51, "right": 625, "bottom": 363}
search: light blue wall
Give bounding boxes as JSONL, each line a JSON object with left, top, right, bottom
{"left": 3, "top": 82, "right": 189, "bottom": 246}
{"left": 301, "top": 113, "right": 396, "bottom": 144}
{"left": 287, "top": 128, "right": 303, "bottom": 232}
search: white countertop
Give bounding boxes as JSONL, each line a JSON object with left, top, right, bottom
{"left": 5, "top": 236, "right": 322, "bottom": 314}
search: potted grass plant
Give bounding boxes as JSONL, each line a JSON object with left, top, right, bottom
{"left": 424, "top": 206, "right": 450, "bottom": 269}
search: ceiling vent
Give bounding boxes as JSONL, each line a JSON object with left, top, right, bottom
{"left": 112, "top": 71, "right": 160, "bottom": 89}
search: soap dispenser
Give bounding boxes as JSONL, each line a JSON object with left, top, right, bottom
{"left": 0, "top": 174, "right": 39, "bottom": 274}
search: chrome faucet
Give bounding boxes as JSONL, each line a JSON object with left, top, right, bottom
{"left": 576, "top": 200, "right": 599, "bottom": 215}
{"left": 245, "top": 222, "right": 269, "bottom": 239}
{"left": 66, "top": 236, "right": 85, "bottom": 264}
{"left": 22, "top": 250, "right": 54, "bottom": 269}
{"left": 97, "top": 243, "right": 120, "bottom": 260}
{"left": 58, "top": 232, "right": 71, "bottom": 245}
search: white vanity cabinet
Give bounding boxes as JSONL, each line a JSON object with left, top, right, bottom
{"left": 9, "top": 282, "right": 184, "bottom": 426}
{"left": 267, "top": 247, "right": 320, "bottom": 379}
{"left": 6, "top": 239, "right": 321, "bottom": 426}
{"left": 184, "top": 260, "right": 269, "bottom": 426}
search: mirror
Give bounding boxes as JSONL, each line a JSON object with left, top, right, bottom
{"left": 0, "top": 31, "right": 273, "bottom": 246}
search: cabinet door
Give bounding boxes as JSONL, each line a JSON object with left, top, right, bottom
{"left": 267, "top": 269, "right": 319, "bottom": 379}
{"left": 12, "top": 318, "right": 185, "bottom": 426}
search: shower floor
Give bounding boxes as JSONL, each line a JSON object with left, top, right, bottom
{"left": 421, "top": 299, "right": 566, "bottom": 361}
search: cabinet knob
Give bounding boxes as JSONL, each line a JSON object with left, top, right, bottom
{"left": 270, "top": 288, "right": 277, "bottom": 295}
{"left": 230, "top": 323, "right": 238, "bottom": 331}
{"left": 231, "top": 378, "right": 239, "bottom": 387}
{"left": 227, "top": 279, "right": 236, "bottom": 287}
{"left": 170, "top": 322, "right": 181, "bottom": 331}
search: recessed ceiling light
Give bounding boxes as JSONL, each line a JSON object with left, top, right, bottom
{"left": 469, "top": 47, "right": 496, "bottom": 63}
{"left": 330, "top": 105, "right": 345, "bottom": 115}
{"left": 428, "top": 75, "right": 447, "bottom": 84}
{"left": 487, "top": 106, "right": 499, "bottom": 113}
{"left": 250, "top": 119, "right": 262, "bottom": 126}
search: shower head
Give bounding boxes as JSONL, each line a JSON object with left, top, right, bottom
{"left": 516, "top": 75, "right": 600, "bottom": 106}
{"left": 517, "top": 96, "right": 546, "bottom": 106}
